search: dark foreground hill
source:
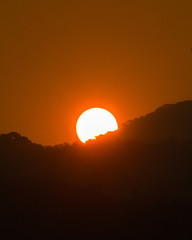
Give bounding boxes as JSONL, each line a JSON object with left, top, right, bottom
{"left": 1, "top": 101, "right": 192, "bottom": 239}
{"left": 121, "top": 100, "right": 192, "bottom": 142}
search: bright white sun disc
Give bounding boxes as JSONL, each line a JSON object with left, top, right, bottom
{"left": 76, "top": 108, "right": 118, "bottom": 143}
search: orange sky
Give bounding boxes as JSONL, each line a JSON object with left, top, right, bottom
{"left": 1, "top": 0, "right": 192, "bottom": 145}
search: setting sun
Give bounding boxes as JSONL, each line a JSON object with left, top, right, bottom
{"left": 76, "top": 108, "right": 118, "bottom": 143}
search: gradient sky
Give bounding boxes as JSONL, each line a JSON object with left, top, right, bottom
{"left": 1, "top": 0, "right": 192, "bottom": 145}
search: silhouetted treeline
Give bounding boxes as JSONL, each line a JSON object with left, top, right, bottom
{"left": 1, "top": 101, "right": 192, "bottom": 239}
{"left": 121, "top": 100, "right": 192, "bottom": 143}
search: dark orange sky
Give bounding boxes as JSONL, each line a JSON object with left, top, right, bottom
{"left": 1, "top": 0, "right": 192, "bottom": 145}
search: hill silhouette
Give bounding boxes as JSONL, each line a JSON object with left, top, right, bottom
{"left": 121, "top": 100, "right": 192, "bottom": 142}
{"left": 1, "top": 101, "right": 192, "bottom": 239}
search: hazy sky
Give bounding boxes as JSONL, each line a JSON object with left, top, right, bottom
{"left": 1, "top": 0, "right": 192, "bottom": 145}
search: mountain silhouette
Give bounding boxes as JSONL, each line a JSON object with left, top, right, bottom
{"left": 1, "top": 101, "right": 192, "bottom": 239}
{"left": 121, "top": 100, "right": 192, "bottom": 143}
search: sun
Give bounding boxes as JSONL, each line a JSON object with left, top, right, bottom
{"left": 76, "top": 108, "right": 118, "bottom": 143}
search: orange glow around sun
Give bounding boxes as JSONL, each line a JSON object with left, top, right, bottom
{"left": 76, "top": 108, "right": 118, "bottom": 143}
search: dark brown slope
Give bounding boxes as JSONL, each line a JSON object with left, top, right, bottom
{"left": 121, "top": 100, "right": 192, "bottom": 143}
